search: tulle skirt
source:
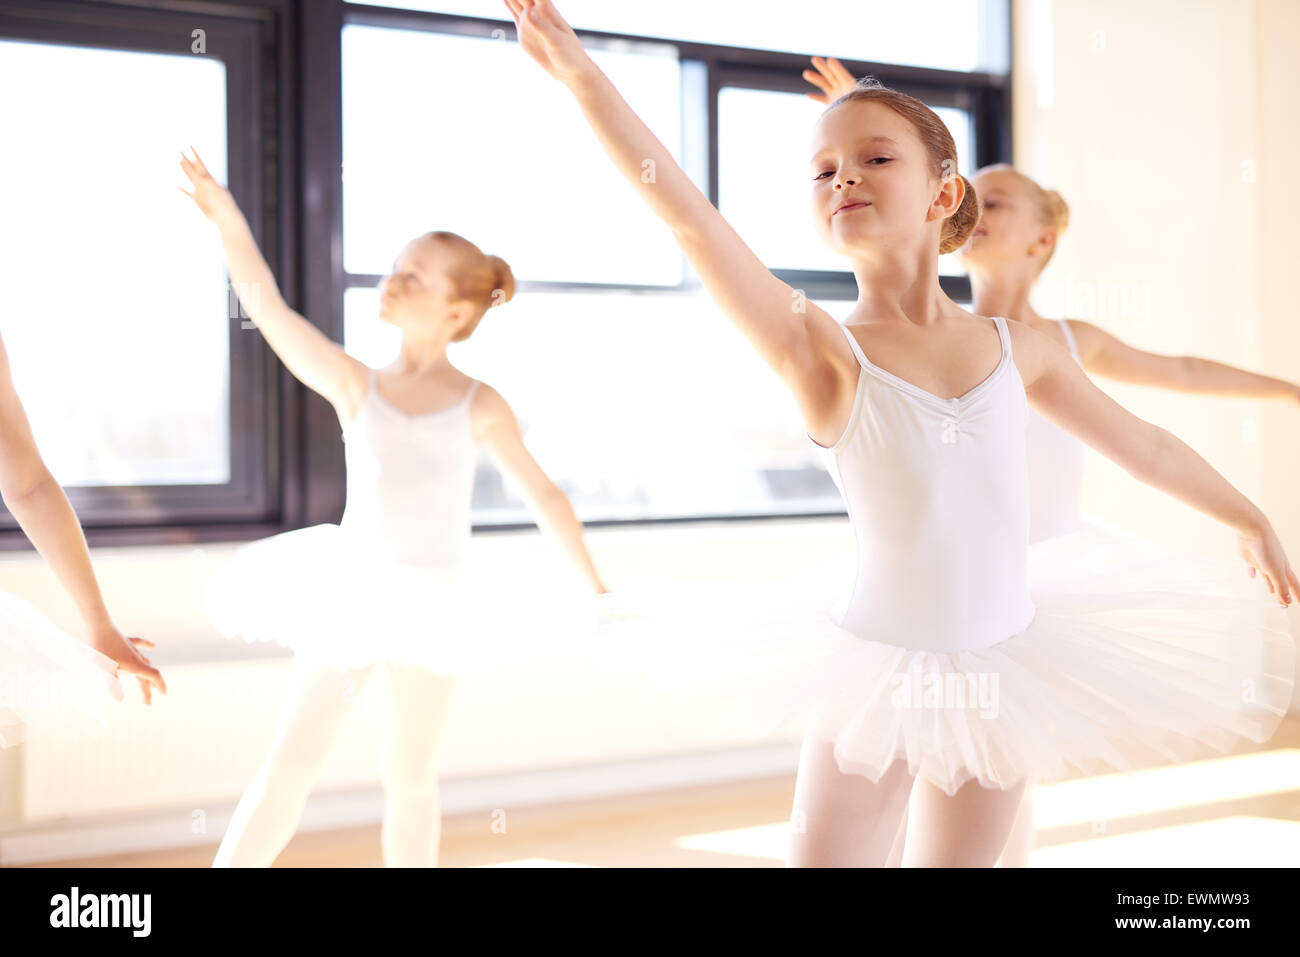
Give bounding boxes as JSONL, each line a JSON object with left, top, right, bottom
{"left": 203, "top": 523, "right": 605, "bottom": 674}
{"left": 604, "top": 523, "right": 1296, "bottom": 797}
{"left": 0, "top": 590, "right": 123, "bottom": 748}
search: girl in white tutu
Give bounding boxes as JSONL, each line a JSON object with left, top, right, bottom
{"left": 507, "top": 0, "right": 1296, "bottom": 867}
{"left": 805, "top": 56, "right": 1300, "bottom": 867}
{"left": 179, "top": 149, "right": 614, "bottom": 867}
{"left": 0, "top": 331, "right": 165, "bottom": 748}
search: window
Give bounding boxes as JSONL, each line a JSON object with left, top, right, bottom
{"left": 0, "top": 4, "right": 279, "bottom": 542}
{"left": 342, "top": 24, "right": 685, "bottom": 286}
{"left": 2, "top": 1, "right": 1010, "bottom": 542}
{"left": 334, "top": 3, "right": 1010, "bottom": 526}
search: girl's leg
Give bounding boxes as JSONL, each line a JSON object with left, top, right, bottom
{"left": 884, "top": 799, "right": 909, "bottom": 867}
{"left": 379, "top": 662, "right": 459, "bottom": 867}
{"left": 995, "top": 779, "right": 1035, "bottom": 868}
{"left": 901, "top": 773, "right": 1028, "bottom": 867}
{"left": 786, "top": 737, "right": 916, "bottom": 867}
{"left": 213, "top": 657, "right": 374, "bottom": 867}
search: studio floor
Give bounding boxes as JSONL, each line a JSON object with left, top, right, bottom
{"left": 17, "top": 716, "right": 1300, "bottom": 868}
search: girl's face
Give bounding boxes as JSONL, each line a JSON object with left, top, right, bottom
{"left": 378, "top": 238, "right": 451, "bottom": 329}
{"left": 955, "top": 169, "right": 1051, "bottom": 272}
{"left": 809, "top": 98, "right": 952, "bottom": 259}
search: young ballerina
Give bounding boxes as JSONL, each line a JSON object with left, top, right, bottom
{"left": 179, "top": 148, "right": 614, "bottom": 867}
{"left": 0, "top": 331, "right": 165, "bottom": 747}
{"left": 805, "top": 55, "right": 1300, "bottom": 867}
{"left": 506, "top": 0, "right": 1296, "bottom": 867}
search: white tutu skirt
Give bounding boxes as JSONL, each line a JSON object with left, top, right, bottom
{"left": 204, "top": 523, "right": 604, "bottom": 674}
{"left": 0, "top": 590, "right": 123, "bottom": 748}
{"left": 606, "top": 524, "right": 1296, "bottom": 797}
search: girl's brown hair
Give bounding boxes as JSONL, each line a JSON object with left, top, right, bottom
{"left": 421, "top": 231, "right": 516, "bottom": 341}
{"left": 825, "top": 78, "right": 979, "bottom": 255}
{"left": 974, "top": 163, "right": 1070, "bottom": 272}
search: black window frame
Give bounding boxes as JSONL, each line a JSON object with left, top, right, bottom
{"left": 0, "top": 0, "right": 301, "bottom": 550}
{"left": 0, "top": 0, "right": 1011, "bottom": 548}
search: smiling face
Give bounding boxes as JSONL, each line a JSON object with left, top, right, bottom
{"left": 956, "top": 167, "right": 1056, "bottom": 274}
{"left": 376, "top": 236, "right": 464, "bottom": 334}
{"left": 809, "top": 97, "right": 956, "bottom": 259}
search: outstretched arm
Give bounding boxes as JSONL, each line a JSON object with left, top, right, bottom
{"left": 1014, "top": 322, "right": 1297, "bottom": 606}
{"left": 1071, "top": 320, "right": 1300, "bottom": 403}
{"left": 0, "top": 333, "right": 165, "bottom": 701}
{"left": 178, "top": 149, "right": 367, "bottom": 416}
{"left": 503, "top": 0, "right": 851, "bottom": 424}
{"left": 472, "top": 384, "right": 607, "bottom": 596}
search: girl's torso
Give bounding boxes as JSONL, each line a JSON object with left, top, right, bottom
{"left": 338, "top": 368, "right": 480, "bottom": 567}
{"left": 815, "top": 314, "right": 1037, "bottom": 652}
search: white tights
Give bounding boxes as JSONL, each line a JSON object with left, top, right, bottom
{"left": 786, "top": 738, "right": 1030, "bottom": 867}
{"left": 213, "top": 656, "right": 458, "bottom": 867}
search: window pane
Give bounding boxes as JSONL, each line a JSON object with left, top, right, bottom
{"left": 0, "top": 40, "right": 229, "bottom": 486}
{"left": 342, "top": 25, "right": 683, "bottom": 284}
{"left": 350, "top": 0, "right": 1009, "bottom": 74}
{"left": 718, "top": 87, "right": 974, "bottom": 276}
{"left": 344, "top": 287, "right": 845, "bottom": 522}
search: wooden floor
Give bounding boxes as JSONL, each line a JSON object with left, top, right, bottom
{"left": 24, "top": 716, "right": 1300, "bottom": 868}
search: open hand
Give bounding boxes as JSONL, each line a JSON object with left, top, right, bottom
{"left": 802, "top": 55, "right": 859, "bottom": 105}
{"left": 178, "top": 146, "right": 236, "bottom": 222}
{"left": 501, "top": 0, "right": 593, "bottom": 84}
{"left": 89, "top": 624, "right": 167, "bottom": 705}
{"left": 1238, "top": 523, "right": 1298, "bottom": 607}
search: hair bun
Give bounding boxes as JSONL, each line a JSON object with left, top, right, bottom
{"left": 485, "top": 255, "right": 516, "bottom": 307}
{"left": 939, "top": 173, "right": 979, "bottom": 255}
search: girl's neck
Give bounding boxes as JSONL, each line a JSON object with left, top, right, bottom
{"left": 393, "top": 333, "right": 453, "bottom": 378}
{"left": 968, "top": 269, "right": 1043, "bottom": 326}
{"left": 847, "top": 251, "right": 958, "bottom": 326}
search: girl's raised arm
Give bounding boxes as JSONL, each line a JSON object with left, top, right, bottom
{"left": 178, "top": 149, "right": 366, "bottom": 415}
{"left": 1012, "top": 322, "right": 1298, "bottom": 605}
{"left": 503, "top": 0, "right": 849, "bottom": 408}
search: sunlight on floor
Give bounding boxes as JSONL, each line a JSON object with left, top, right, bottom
{"left": 675, "top": 823, "right": 787, "bottom": 861}
{"left": 1033, "top": 750, "right": 1300, "bottom": 829}
{"left": 673, "top": 749, "right": 1300, "bottom": 865}
{"left": 1030, "top": 816, "right": 1300, "bottom": 867}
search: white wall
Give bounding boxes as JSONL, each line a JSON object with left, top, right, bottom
{"left": 1012, "top": 0, "right": 1298, "bottom": 698}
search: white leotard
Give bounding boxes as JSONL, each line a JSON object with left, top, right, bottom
{"left": 339, "top": 369, "right": 480, "bottom": 567}
{"left": 815, "top": 315, "right": 1036, "bottom": 653}
{"left": 1025, "top": 319, "right": 1085, "bottom": 543}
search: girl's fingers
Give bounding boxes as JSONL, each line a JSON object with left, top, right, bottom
{"left": 802, "top": 69, "right": 831, "bottom": 93}
{"left": 139, "top": 676, "right": 152, "bottom": 706}
{"left": 129, "top": 637, "right": 157, "bottom": 649}
{"left": 189, "top": 146, "right": 211, "bottom": 176}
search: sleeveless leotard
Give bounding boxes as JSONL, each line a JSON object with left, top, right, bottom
{"left": 687, "top": 315, "right": 1294, "bottom": 796}
{"left": 204, "top": 368, "right": 597, "bottom": 672}
{"left": 339, "top": 369, "right": 479, "bottom": 567}
{"left": 819, "top": 315, "right": 1036, "bottom": 652}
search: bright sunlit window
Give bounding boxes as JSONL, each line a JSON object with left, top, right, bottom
{"left": 345, "top": 285, "right": 851, "bottom": 523}
{"left": 0, "top": 39, "right": 230, "bottom": 487}
{"left": 342, "top": 24, "right": 684, "bottom": 285}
